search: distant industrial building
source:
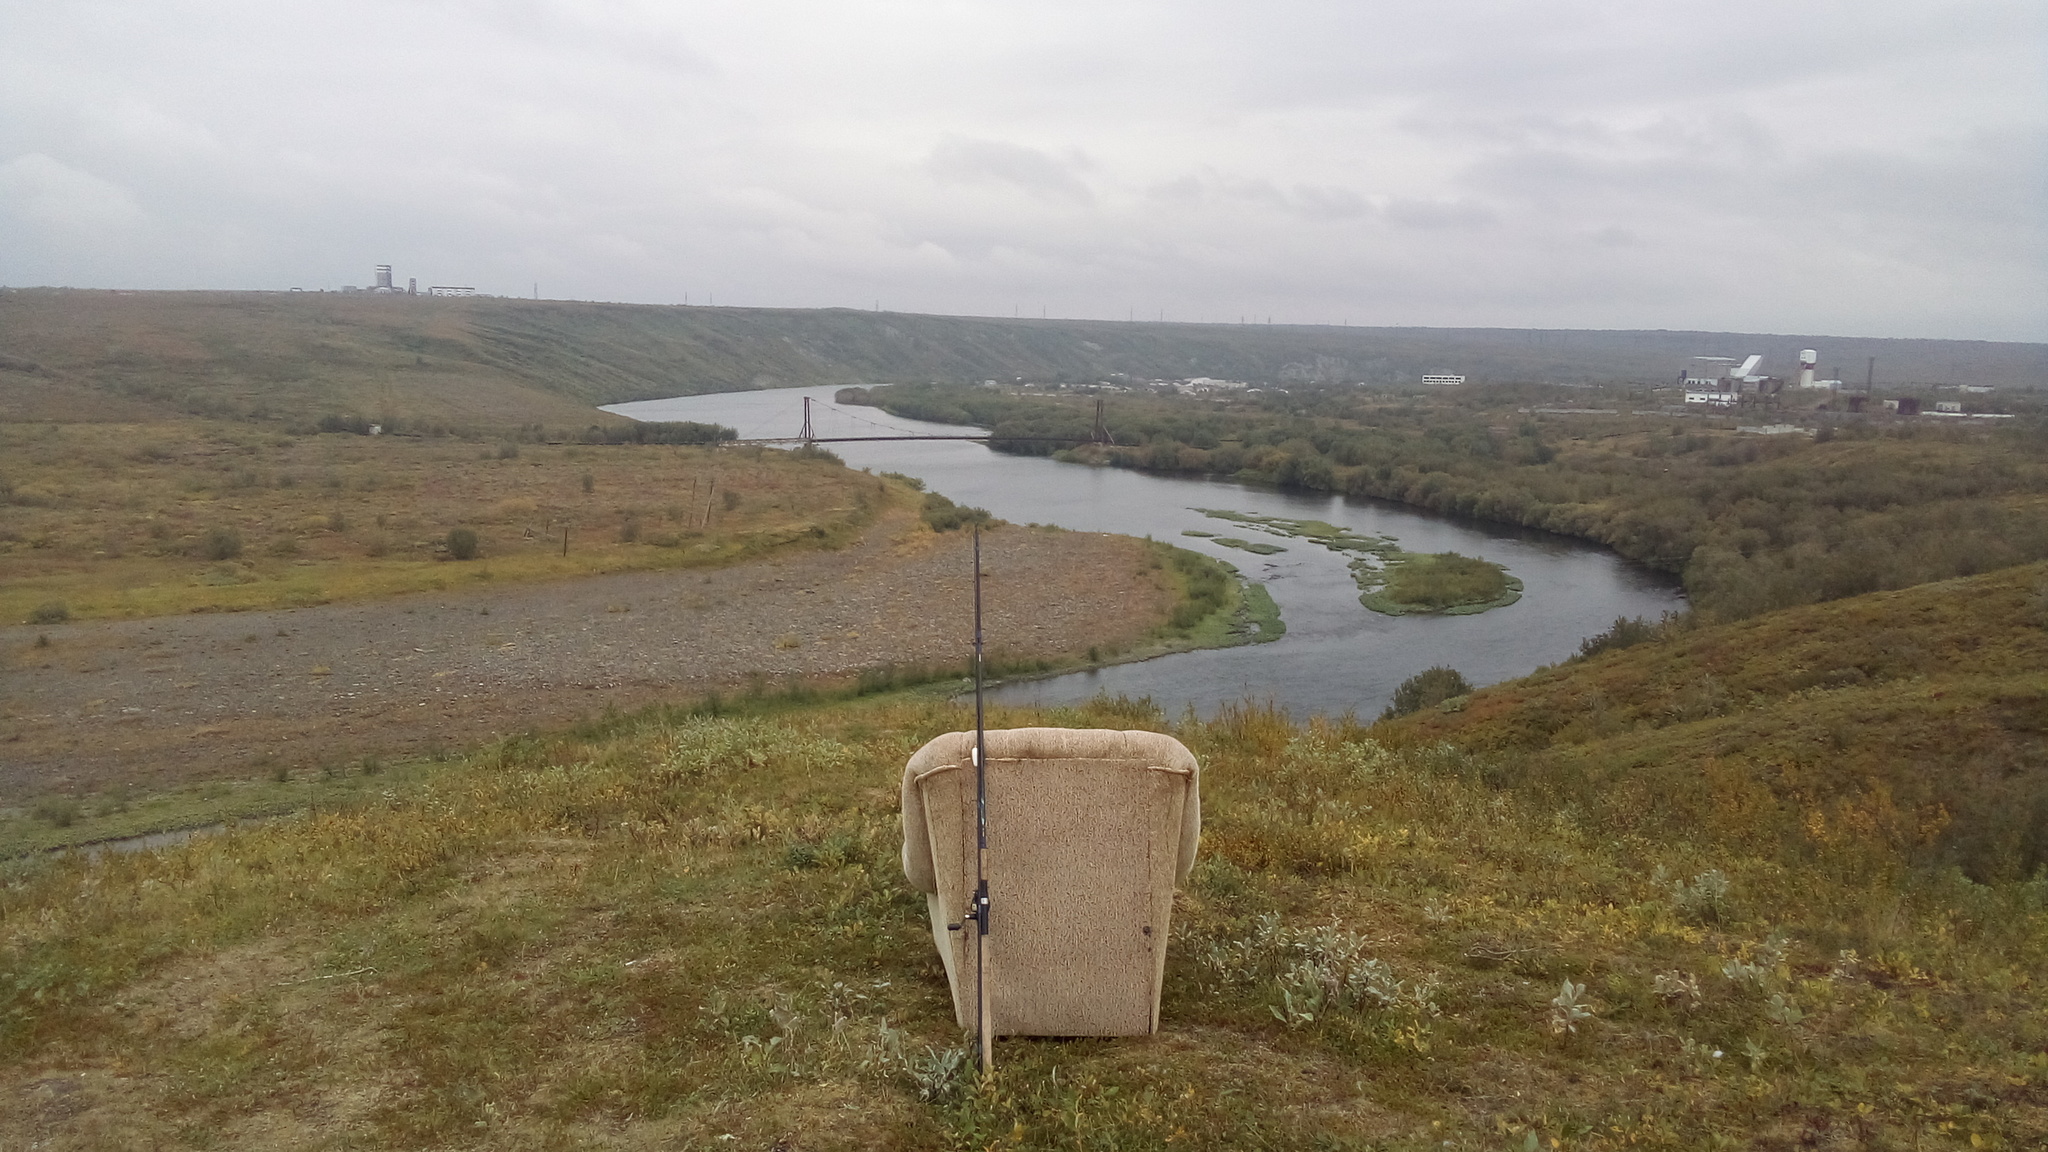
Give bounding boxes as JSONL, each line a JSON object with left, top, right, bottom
{"left": 428, "top": 286, "right": 477, "bottom": 297}
{"left": 1795, "top": 349, "right": 1843, "bottom": 389}
{"left": 1680, "top": 353, "right": 1777, "bottom": 406}
{"left": 1421, "top": 373, "right": 1465, "bottom": 386}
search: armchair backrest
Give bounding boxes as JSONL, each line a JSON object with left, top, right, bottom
{"left": 901, "top": 728, "right": 1200, "bottom": 1036}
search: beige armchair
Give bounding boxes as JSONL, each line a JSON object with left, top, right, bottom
{"left": 900, "top": 727, "right": 1201, "bottom": 1037}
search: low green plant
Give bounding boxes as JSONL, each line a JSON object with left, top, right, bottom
{"left": 26, "top": 600, "right": 68, "bottom": 625}
{"left": 919, "top": 492, "right": 989, "bottom": 532}
{"left": 199, "top": 526, "right": 243, "bottom": 561}
{"left": 30, "top": 795, "right": 79, "bottom": 828}
{"left": 444, "top": 527, "right": 479, "bottom": 560}
{"left": 1672, "top": 868, "right": 1732, "bottom": 923}
{"left": 1549, "top": 977, "right": 1594, "bottom": 1034}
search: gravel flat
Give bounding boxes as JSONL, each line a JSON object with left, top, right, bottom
{"left": 0, "top": 512, "right": 1172, "bottom": 800}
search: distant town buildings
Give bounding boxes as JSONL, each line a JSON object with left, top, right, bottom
{"left": 1172, "top": 377, "right": 1251, "bottom": 394}
{"left": 1422, "top": 373, "right": 1465, "bottom": 386}
{"left": 331, "top": 265, "right": 469, "bottom": 296}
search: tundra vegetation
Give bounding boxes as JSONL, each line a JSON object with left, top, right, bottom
{"left": 0, "top": 563, "right": 2040, "bottom": 1149}
{"left": 0, "top": 421, "right": 907, "bottom": 623}
{"left": 857, "top": 382, "right": 2048, "bottom": 622}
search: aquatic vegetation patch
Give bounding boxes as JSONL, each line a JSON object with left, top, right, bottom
{"left": 1198, "top": 508, "right": 1521, "bottom": 615}
{"left": 1211, "top": 537, "right": 1287, "bottom": 555}
{"left": 1356, "top": 550, "right": 1523, "bottom": 616}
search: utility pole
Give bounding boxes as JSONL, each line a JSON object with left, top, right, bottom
{"left": 970, "top": 524, "right": 993, "bottom": 1073}
{"left": 799, "top": 396, "right": 814, "bottom": 445}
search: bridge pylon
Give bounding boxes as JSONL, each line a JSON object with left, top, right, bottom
{"left": 799, "top": 396, "right": 815, "bottom": 445}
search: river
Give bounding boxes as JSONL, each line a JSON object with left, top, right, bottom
{"left": 606, "top": 386, "right": 1685, "bottom": 720}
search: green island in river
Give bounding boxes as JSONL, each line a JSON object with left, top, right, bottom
{"left": 1196, "top": 508, "right": 1523, "bottom": 616}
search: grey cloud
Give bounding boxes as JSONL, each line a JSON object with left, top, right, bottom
{"left": 1384, "top": 199, "right": 1497, "bottom": 231}
{"left": 0, "top": 153, "right": 147, "bottom": 232}
{"left": 1143, "top": 173, "right": 1369, "bottom": 222}
{"left": 927, "top": 137, "right": 1095, "bottom": 205}
{"left": 0, "top": 0, "right": 2040, "bottom": 339}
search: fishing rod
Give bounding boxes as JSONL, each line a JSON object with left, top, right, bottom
{"left": 970, "top": 521, "right": 993, "bottom": 1072}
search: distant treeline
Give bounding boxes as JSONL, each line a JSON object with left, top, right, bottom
{"left": 313, "top": 414, "right": 735, "bottom": 445}
{"left": 860, "top": 383, "right": 2048, "bottom": 620}
{"left": 574, "top": 420, "right": 735, "bottom": 445}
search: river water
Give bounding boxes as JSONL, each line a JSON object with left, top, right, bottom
{"left": 607, "top": 387, "right": 1684, "bottom": 720}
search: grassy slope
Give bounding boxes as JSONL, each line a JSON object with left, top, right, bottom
{"left": 0, "top": 580, "right": 2042, "bottom": 1149}
{"left": 3, "top": 292, "right": 2041, "bottom": 437}
{"left": 1383, "top": 562, "right": 2048, "bottom": 881}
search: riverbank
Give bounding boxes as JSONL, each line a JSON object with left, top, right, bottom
{"left": 1, "top": 509, "right": 1194, "bottom": 830}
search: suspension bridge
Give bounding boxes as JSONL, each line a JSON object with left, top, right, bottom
{"left": 725, "top": 396, "right": 1117, "bottom": 448}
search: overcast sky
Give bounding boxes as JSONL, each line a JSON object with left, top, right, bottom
{"left": 3, "top": 1, "right": 2042, "bottom": 340}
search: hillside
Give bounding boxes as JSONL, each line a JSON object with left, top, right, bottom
{"left": 2, "top": 289, "right": 2040, "bottom": 433}
{"left": 1381, "top": 562, "right": 2048, "bottom": 882}
{"left": 0, "top": 573, "right": 2042, "bottom": 1148}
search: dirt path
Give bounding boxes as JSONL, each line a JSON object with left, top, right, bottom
{"left": 0, "top": 511, "right": 1173, "bottom": 800}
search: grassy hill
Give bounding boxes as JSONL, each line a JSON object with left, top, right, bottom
{"left": 3, "top": 289, "right": 2040, "bottom": 435}
{"left": 1381, "top": 562, "right": 2048, "bottom": 883}
{"left": 1, "top": 572, "right": 2041, "bottom": 1148}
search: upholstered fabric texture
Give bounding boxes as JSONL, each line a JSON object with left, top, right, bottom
{"left": 900, "top": 728, "right": 1201, "bottom": 1037}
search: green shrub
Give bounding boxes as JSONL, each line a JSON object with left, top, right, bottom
{"left": 26, "top": 600, "right": 69, "bottom": 625}
{"left": 200, "top": 526, "right": 243, "bottom": 561}
{"left": 920, "top": 492, "right": 991, "bottom": 532}
{"left": 31, "top": 795, "right": 80, "bottom": 828}
{"left": 445, "top": 527, "right": 480, "bottom": 560}
{"left": 1381, "top": 666, "right": 1472, "bottom": 720}
{"left": 1576, "top": 615, "right": 1660, "bottom": 660}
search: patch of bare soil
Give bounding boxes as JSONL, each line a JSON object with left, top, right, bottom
{"left": 0, "top": 511, "right": 1173, "bottom": 801}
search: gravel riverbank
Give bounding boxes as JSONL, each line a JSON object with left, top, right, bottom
{"left": 1, "top": 511, "right": 1173, "bottom": 801}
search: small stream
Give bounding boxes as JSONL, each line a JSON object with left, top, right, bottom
{"left": 608, "top": 387, "right": 1685, "bottom": 719}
